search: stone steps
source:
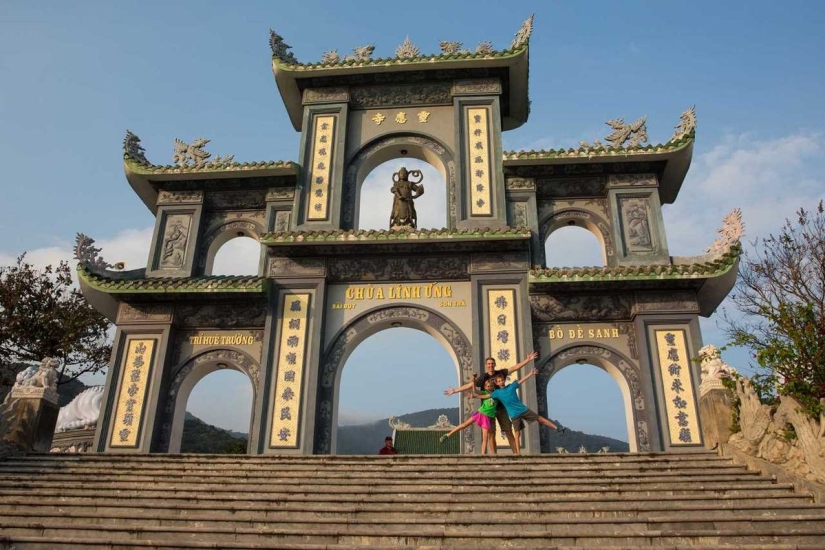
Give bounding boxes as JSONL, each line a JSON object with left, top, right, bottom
{"left": 1, "top": 451, "right": 824, "bottom": 549}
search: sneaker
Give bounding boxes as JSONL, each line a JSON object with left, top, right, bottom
{"left": 439, "top": 434, "right": 448, "bottom": 444}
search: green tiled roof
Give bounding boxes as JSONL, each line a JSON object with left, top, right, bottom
{"left": 261, "top": 226, "right": 532, "bottom": 245}
{"left": 124, "top": 156, "right": 297, "bottom": 176}
{"left": 394, "top": 430, "right": 460, "bottom": 455}
{"left": 77, "top": 265, "right": 267, "bottom": 294}
{"left": 503, "top": 130, "right": 694, "bottom": 162}
{"left": 529, "top": 246, "right": 740, "bottom": 283}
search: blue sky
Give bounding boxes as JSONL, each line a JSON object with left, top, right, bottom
{"left": 2, "top": 1, "right": 824, "bottom": 442}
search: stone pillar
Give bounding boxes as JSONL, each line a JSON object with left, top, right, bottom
{"left": 0, "top": 382, "right": 60, "bottom": 453}
{"left": 699, "top": 383, "right": 734, "bottom": 450}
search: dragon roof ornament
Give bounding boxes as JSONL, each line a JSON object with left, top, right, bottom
{"left": 705, "top": 208, "right": 744, "bottom": 255}
{"left": 123, "top": 130, "right": 150, "bottom": 165}
{"left": 172, "top": 138, "right": 234, "bottom": 167}
{"left": 580, "top": 116, "right": 648, "bottom": 150}
{"left": 510, "top": 14, "right": 534, "bottom": 50}
{"left": 74, "top": 234, "right": 123, "bottom": 271}
{"left": 671, "top": 105, "right": 697, "bottom": 141}
{"left": 269, "top": 29, "right": 298, "bottom": 64}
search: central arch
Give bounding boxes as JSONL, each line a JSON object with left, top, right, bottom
{"left": 314, "top": 305, "right": 473, "bottom": 454}
{"left": 536, "top": 344, "right": 650, "bottom": 453}
{"left": 342, "top": 133, "right": 457, "bottom": 230}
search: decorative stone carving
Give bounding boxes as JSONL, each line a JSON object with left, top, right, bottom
{"left": 510, "top": 14, "right": 534, "bottom": 49}
{"left": 475, "top": 41, "right": 494, "bottom": 54}
{"left": 390, "top": 167, "right": 424, "bottom": 230}
{"left": 157, "top": 190, "right": 204, "bottom": 205}
{"left": 608, "top": 174, "right": 657, "bottom": 187}
{"left": 123, "top": 130, "right": 150, "bottom": 165}
{"left": 117, "top": 303, "right": 173, "bottom": 324}
{"left": 395, "top": 36, "right": 420, "bottom": 58}
{"left": 439, "top": 41, "right": 462, "bottom": 54}
{"left": 74, "top": 233, "right": 120, "bottom": 270}
{"left": 303, "top": 87, "right": 349, "bottom": 104}
{"left": 269, "top": 29, "right": 298, "bottom": 64}
{"left": 389, "top": 416, "right": 411, "bottom": 429}
{"left": 530, "top": 294, "right": 633, "bottom": 321}
{"left": 173, "top": 138, "right": 211, "bottom": 166}
{"left": 321, "top": 50, "right": 339, "bottom": 64}
{"left": 620, "top": 197, "right": 653, "bottom": 250}
{"left": 55, "top": 386, "right": 103, "bottom": 432}
{"left": 505, "top": 177, "right": 535, "bottom": 191}
{"left": 268, "top": 256, "right": 326, "bottom": 278}
{"left": 671, "top": 106, "right": 697, "bottom": 141}
{"left": 344, "top": 45, "right": 374, "bottom": 62}
{"left": 452, "top": 79, "right": 502, "bottom": 95}
{"left": 536, "top": 177, "right": 606, "bottom": 199}
{"left": 633, "top": 291, "right": 698, "bottom": 314}
{"left": 511, "top": 202, "right": 528, "bottom": 227}
{"left": 698, "top": 345, "right": 737, "bottom": 397}
{"left": 205, "top": 190, "right": 267, "bottom": 210}
{"left": 273, "top": 211, "right": 291, "bottom": 232}
{"left": 315, "top": 306, "right": 474, "bottom": 454}
{"left": 159, "top": 215, "right": 190, "bottom": 269}
{"left": 350, "top": 83, "right": 451, "bottom": 109}
{"left": 11, "top": 357, "right": 59, "bottom": 404}
{"left": 266, "top": 188, "right": 295, "bottom": 201}
{"left": 580, "top": 116, "right": 648, "bottom": 150}
{"left": 470, "top": 252, "right": 528, "bottom": 273}
{"left": 176, "top": 304, "right": 267, "bottom": 328}
{"left": 705, "top": 208, "right": 744, "bottom": 255}
{"left": 328, "top": 256, "right": 468, "bottom": 282}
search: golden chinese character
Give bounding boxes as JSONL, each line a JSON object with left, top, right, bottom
{"left": 371, "top": 113, "right": 386, "bottom": 125}
{"left": 417, "top": 110, "right": 431, "bottom": 123}
{"left": 395, "top": 112, "right": 407, "bottom": 124}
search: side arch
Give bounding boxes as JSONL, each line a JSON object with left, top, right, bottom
{"left": 159, "top": 348, "right": 261, "bottom": 453}
{"left": 537, "top": 344, "right": 649, "bottom": 452}
{"left": 198, "top": 218, "right": 265, "bottom": 275}
{"left": 314, "top": 304, "right": 474, "bottom": 454}
{"left": 342, "top": 132, "right": 457, "bottom": 230}
{"left": 539, "top": 209, "right": 615, "bottom": 266}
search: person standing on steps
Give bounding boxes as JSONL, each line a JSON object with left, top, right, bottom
{"left": 443, "top": 351, "right": 539, "bottom": 453}
{"left": 378, "top": 436, "right": 398, "bottom": 455}
{"left": 439, "top": 375, "right": 499, "bottom": 454}
{"left": 491, "top": 368, "right": 566, "bottom": 454}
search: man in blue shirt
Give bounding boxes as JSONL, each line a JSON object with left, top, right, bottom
{"left": 491, "top": 367, "right": 565, "bottom": 454}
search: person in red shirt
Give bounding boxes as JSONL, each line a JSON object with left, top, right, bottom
{"left": 378, "top": 436, "right": 398, "bottom": 455}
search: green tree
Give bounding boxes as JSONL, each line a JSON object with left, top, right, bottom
{"left": 0, "top": 255, "right": 112, "bottom": 385}
{"left": 723, "top": 201, "right": 825, "bottom": 415}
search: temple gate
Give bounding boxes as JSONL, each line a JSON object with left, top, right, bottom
{"left": 77, "top": 17, "right": 742, "bottom": 455}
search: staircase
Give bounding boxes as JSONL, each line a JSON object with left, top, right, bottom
{"left": 1, "top": 451, "right": 824, "bottom": 549}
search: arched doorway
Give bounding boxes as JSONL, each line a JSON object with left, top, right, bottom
{"left": 343, "top": 133, "right": 456, "bottom": 230}
{"left": 315, "top": 305, "right": 473, "bottom": 454}
{"left": 544, "top": 225, "right": 606, "bottom": 267}
{"left": 162, "top": 349, "right": 260, "bottom": 453}
{"left": 211, "top": 235, "right": 261, "bottom": 276}
{"left": 536, "top": 344, "right": 650, "bottom": 453}
{"left": 358, "top": 158, "right": 447, "bottom": 231}
{"left": 180, "top": 369, "right": 251, "bottom": 453}
{"left": 335, "top": 327, "right": 457, "bottom": 454}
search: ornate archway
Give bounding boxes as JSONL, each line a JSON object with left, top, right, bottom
{"left": 539, "top": 209, "right": 615, "bottom": 267}
{"left": 536, "top": 344, "right": 650, "bottom": 452}
{"left": 314, "top": 305, "right": 473, "bottom": 454}
{"left": 198, "top": 218, "right": 265, "bottom": 275}
{"left": 159, "top": 348, "right": 261, "bottom": 453}
{"left": 342, "top": 133, "right": 456, "bottom": 230}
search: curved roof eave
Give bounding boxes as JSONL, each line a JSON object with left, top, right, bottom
{"left": 272, "top": 47, "right": 530, "bottom": 132}
{"left": 503, "top": 137, "right": 694, "bottom": 204}
{"left": 124, "top": 159, "right": 300, "bottom": 215}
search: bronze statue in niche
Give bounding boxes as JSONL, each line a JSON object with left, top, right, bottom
{"left": 390, "top": 167, "right": 425, "bottom": 230}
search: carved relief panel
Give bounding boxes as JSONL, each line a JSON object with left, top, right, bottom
{"left": 158, "top": 214, "right": 191, "bottom": 269}
{"left": 618, "top": 196, "right": 654, "bottom": 252}
{"left": 611, "top": 188, "right": 669, "bottom": 262}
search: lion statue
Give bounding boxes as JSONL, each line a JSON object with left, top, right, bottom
{"left": 698, "top": 345, "right": 736, "bottom": 396}
{"left": 19, "top": 357, "right": 59, "bottom": 391}
{"left": 55, "top": 386, "right": 104, "bottom": 432}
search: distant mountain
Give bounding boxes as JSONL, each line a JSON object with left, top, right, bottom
{"left": 336, "top": 408, "right": 629, "bottom": 454}
{"left": 181, "top": 412, "right": 248, "bottom": 454}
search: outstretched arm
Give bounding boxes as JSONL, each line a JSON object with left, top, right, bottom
{"left": 517, "top": 367, "right": 539, "bottom": 386}
{"left": 506, "top": 351, "right": 539, "bottom": 374}
{"left": 444, "top": 373, "right": 478, "bottom": 396}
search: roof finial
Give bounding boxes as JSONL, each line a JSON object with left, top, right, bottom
{"left": 705, "top": 209, "right": 744, "bottom": 255}
{"left": 269, "top": 29, "right": 298, "bottom": 64}
{"left": 123, "top": 130, "right": 150, "bottom": 165}
{"left": 510, "top": 14, "right": 534, "bottom": 49}
{"left": 395, "top": 36, "right": 421, "bottom": 59}
{"left": 671, "top": 106, "right": 697, "bottom": 141}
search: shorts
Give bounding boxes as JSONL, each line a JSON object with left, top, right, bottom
{"left": 495, "top": 406, "right": 513, "bottom": 433}
{"left": 471, "top": 411, "right": 494, "bottom": 430}
{"left": 511, "top": 409, "right": 540, "bottom": 432}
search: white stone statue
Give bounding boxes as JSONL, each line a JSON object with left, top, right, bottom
{"left": 20, "top": 357, "right": 59, "bottom": 390}
{"left": 55, "top": 386, "right": 104, "bottom": 433}
{"left": 698, "top": 345, "right": 736, "bottom": 396}
{"left": 13, "top": 364, "right": 38, "bottom": 388}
